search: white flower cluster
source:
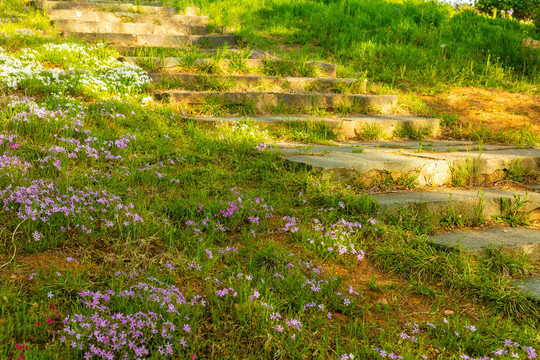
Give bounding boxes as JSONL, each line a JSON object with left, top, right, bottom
{"left": 0, "top": 43, "right": 149, "bottom": 98}
{"left": 0, "top": 46, "right": 41, "bottom": 89}
{"left": 216, "top": 120, "right": 271, "bottom": 143}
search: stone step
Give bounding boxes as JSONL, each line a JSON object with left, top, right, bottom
{"left": 190, "top": 115, "right": 439, "bottom": 140}
{"left": 375, "top": 189, "right": 540, "bottom": 221}
{"left": 278, "top": 142, "right": 540, "bottom": 186}
{"left": 512, "top": 277, "right": 540, "bottom": 301}
{"left": 428, "top": 227, "right": 540, "bottom": 261}
{"left": 63, "top": 33, "right": 237, "bottom": 47}
{"left": 150, "top": 73, "right": 365, "bottom": 93}
{"left": 121, "top": 57, "right": 337, "bottom": 78}
{"left": 155, "top": 91, "right": 398, "bottom": 112}
{"left": 36, "top": 0, "right": 163, "bottom": 5}
{"left": 47, "top": 10, "right": 209, "bottom": 26}
{"left": 37, "top": 0, "right": 177, "bottom": 14}
{"left": 54, "top": 20, "right": 208, "bottom": 36}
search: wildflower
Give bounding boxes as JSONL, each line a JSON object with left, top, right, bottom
{"left": 250, "top": 289, "right": 260, "bottom": 300}
{"left": 48, "top": 292, "right": 54, "bottom": 299}
{"left": 464, "top": 325, "right": 476, "bottom": 332}
{"left": 32, "top": 231, "right": 43, "bottom": 242}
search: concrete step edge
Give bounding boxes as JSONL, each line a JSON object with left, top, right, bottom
{"left": 63, "top": 32, "right": 237, "bottom": 47}
{"left": 121, "top": 57, "right": 337, "bottom": 77}
{"left": 47, "top": 11, "right": 209, "bottom": 24}
{"left": 54, "top": 20, "right": 208, "bottom": 36}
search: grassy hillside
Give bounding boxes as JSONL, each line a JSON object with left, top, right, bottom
{"left": 170, "top": 0, "right": 540, "bottom": 93}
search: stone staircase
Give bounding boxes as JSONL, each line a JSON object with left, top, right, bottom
{"left": 34, "top": 0, "right": 235, "bottom": 47}
{"left": 35, "top": 0, "right": 539, "bottom": 301}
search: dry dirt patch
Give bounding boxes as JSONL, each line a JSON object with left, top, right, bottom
{"left": 421, "top": 87, "right": 540, "bottom": 134}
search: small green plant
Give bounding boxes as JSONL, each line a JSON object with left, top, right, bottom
{"left": 351, "top": 146, "right": 364, "bottom": 153}
{"left": 439, "top": 112, "right": 459, "bottom": 127}
{"left": 473, "top": 190, "right": 486, "bottom": 225}
{"left": 416, "top": 141, "right": 434, "bottom": 152}
{"left": 480, "top": 248, "right": 531, "bottom": 278}
{"left": 135, "top": 57, "right": 162, "bottom": 71}
{"left": 271, "top": 120, "right": 337, "bottom": 144}
{"left": 407, "top": 279, "right": 438, "bottom": 298}
{"left": 396, "top": 172, "right": 419, "bottom": 189}
{"left": 450, "top": 149, "right": 483, "bottom": 187}
{"left": 251, "top": 243, "right": 288, "bottom": 271}
{"left": 440, "top": 198, "right": 465, "bottom": 228}
{"left": 356, "top": 122, "right": 386, "bottom": 140}
{"left": 197, "top": 75, "right": 235, "bottom": 92}
{"left": 179, "top": 48, "right": 203, "bottom": 70}
{"left": 228, "top": 52, "right": 250, "bottom": 74}
{"left": 494, "top": 194, "right": 531, "bottom": 227}
{"left": 505, "top": 159, "right": 529, "bottom": 183}
{"left": 367, "top": 276, "right": 383, "bottom": 293}
{"left": 296, "top": 60, "right": 319, "bottom": 77}
{"left": 262, "top": 60, "right": 291, "bottom": 77}
{"left": 395, "top": 123, "right": 431, "bottom": 140}
{"left": 199, "top": 96, "right": 225, "bottom": 115}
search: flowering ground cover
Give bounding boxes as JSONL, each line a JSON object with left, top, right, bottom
{"left": 0, "top": 0, "right": 539, "bottom": 359}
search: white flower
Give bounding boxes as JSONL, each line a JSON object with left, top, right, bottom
{"left": 141, "top": 96, "right": 153, "bottom": 106}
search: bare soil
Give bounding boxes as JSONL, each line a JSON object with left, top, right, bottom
{"left": 421, "top": 87, "right": 540, "bottom": 133}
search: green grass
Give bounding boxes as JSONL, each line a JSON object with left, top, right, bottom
{"left": 168, "top": 0, "right": 539, "bottom": 94}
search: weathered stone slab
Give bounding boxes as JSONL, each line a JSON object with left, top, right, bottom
{"left": 375, "top": 189, "right": 540, "bottom": 220}
{"left": 277, "top": 143, "right": 540, "bottom": 186}
{"left": 47, "top": 10, "right": 209, "bottom": 25}
{"left": 189, "top": 115, "right": 439, "bottom": 140}
{"left": 191, "top": 116, "right": 342, "bottom": 128}
{"left": 40, "top": 0, "right": 177, "bottom": 14}
{"left": 54, "top": 20, "right": 208, "bottom": 36}
{"left": 157, "top": 91, "right": 397, "bottom": 112}
{"left": 150, "top": 73, "right": 360, "bottom": 91}
{"left": 429, "top": 227, "right": 540, "bottom": 261}
{"left": 524, "top": 185, "right": 540, "bottom": 191}
{"left": 340, "top": 115, "right": 440, "bottom": 139}
{"left": 34, "top": 0, "right": 162, "bottom": 5}
{"left": 121, "top": 57, "right": 337, "bottom": 77}
{"left": 348, "top": 141, "right": 515, "bottom": 152}
{"left": 64, "top": 33, "right": 237, "bottom": 47}
{"left": 397, "top": 149, "right": 540, "bottom": 183}
{"left": 280, "top": 147, "right": 452, "bottom": 185}
{"left": 512, "top": 277, "right": 540, "bottom": 300}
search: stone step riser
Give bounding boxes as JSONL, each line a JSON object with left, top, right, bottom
{"left": 376, "top": 190, "right": 540, "bottom": 222}
{"left": 54, "top": 20, "right": 208, "bottom": 36}
{"left": 150, "top": 73, "right": 365, "bottom": 93}
{"left": 156, "top": 91, "right": 398, "bottom": 112}
{"left": 47, "top": 10, "right": 209, "bottom": 26}
{"left": 64, "top": 33, "right": 237, "bottom": 47}
{"left": 314, "top": 158, "right": 540, "bottom": 187}
{"left": 193, "top": 116, "right": 439, "bottom": 140}
{"left": 38, "top": 0, "right": 177, "bottom": 15}
{"left": 36, "top": 0, "right": 163, "bottom": 6}
{"left": 281, "top": 143, "right": 540, "bottom": 187}
{"left": 122, "top": 57, "right": 337, "bottom": 78}
{"left": 429, "top": 227, "right": 540, "bottom": 262}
